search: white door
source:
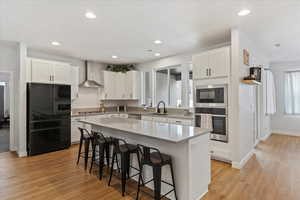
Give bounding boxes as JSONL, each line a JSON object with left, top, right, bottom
{"left": 53, "top": 63, "right": 72, "bottom": 85}
{"left": 31, "top": 59, "right": 53, "bottom": 84}
{"left": 209, "top": 47, "right": 230, "bottom": 78}
{"left": 192, "top": 54, "right": 209, "bottom": 80}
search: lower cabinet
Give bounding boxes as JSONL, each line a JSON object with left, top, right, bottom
{"left": 141, "top": 115, "right": 193, "bottom": 126}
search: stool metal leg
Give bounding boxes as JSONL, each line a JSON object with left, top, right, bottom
{"left": 99, "top": 144, "right": 105, "bottom": 180}
{"left": 136, "top": 151, "right": 145, "bottom": 186}
{"left": 121, "top": 152, "right": 128, "bottom": 196}
{"left": 76, "top": 135, "right": 83, "bottom": 165}
{"left": 153, "top": 166, "right": 162, "bottom": 200}
{"left": 136, "top": 164, "right": 143, "bottom": 200}
{"left": 89, "top": 140, "right": 97, "bottom": 173}
{"left": 84, "top": 139, "right": 90, "bottom": 170}
{"left": 105, "top": 143, "right": 110, "bottom": 167}
{"left": 108, "top": 152, "right": 117, "bottom": 186}
{"left": 170, "top": 162, "right": 178, "bottom": 200}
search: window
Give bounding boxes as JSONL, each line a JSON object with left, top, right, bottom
{"left": 141, "top": 71, "right": 152, "bottom": 106}
{"left": 285, "top": 71, "right": 300, "bottom": 114}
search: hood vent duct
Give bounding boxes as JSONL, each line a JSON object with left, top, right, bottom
{"left": 79, "top": 60, "right": 103, "bottom": 88}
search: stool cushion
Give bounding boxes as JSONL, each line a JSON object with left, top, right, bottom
{"left": 150, "top": 152, "right": 171, "bottom": 165}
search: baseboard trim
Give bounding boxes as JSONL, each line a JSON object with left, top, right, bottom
{"left": 261, "top": 132, "right": 272, "bottom": 141}
{"left": 17, "top": 151, "right": 27, "bottom": 157}
{"left": 232, "top": 149, "right": 255, "bottom": 169}
{"left": 271, "top": 130, "right": 300, "bottom": 137}
{"left": 195, "top": 187, "right": 208, "bottom": 200}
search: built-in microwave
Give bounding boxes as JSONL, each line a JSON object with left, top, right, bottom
{"left": 194, "top": 84, "right": 227, "bottom": 107}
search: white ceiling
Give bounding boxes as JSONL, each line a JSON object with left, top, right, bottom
{"left": 1, "top": 0, "right": 300, "bottom": 64}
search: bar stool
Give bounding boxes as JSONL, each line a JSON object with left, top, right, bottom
{"left": 89, "top": 130, "right": 120, "bottom": 179}
{"left": 108, "top": 137, "right": 144, "bottom": 196}
{"left": 136, "top": 144, "right": 178, "bottom": 200}
{"left": 76, "top": 127, "right": 93, "bottom": 170}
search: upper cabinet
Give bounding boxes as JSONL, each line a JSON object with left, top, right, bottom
{"left": 103, "top": 71, "right": 141, "bottom": 100}
{"left": 52, "top": 63, "right": 72, "bottom": 85}
{"left": 192, "top": 46, "right": 230, "bottom": 80}
{"left": 71, "top": 67, "right": 79, "bottom": 100}
{"left": 27, "top": 58, "right": 73, "bottom": 85}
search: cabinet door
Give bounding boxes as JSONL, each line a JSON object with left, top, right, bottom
{"left": 125, "top": 71, "right": 140, "bottom": 99}
{"left": 104, "top": 71, "right": 116, "bottom": 99}
{"left": 141, "top": 116, "right": 153, "bottom": 121}
{"left": 71, "top": 119, "right": 82, "bottom": 143}
{"left": 209, "top": 47, "right": 230, "bottom": 78}
{"left": 53, "top": 63, "right": 72, "bottom": 85}
{"left": 118, "top": 72, "right": 126, "bottom": 99}
{"left": 71, "top": 67, "right": 79, "bottom": 100}
{"left": 192, "top": 54, "right": 209, "bottom": 80}
{"left": 31, "top": 59, "right": 53, "bottom": 84}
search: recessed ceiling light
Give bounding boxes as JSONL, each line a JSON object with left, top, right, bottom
{"left": 112, "top": 55, "right": 118, "bottom": 59}
{"left": 155, "top": 53, "right": 161, "bottom": 57}
{"left": 238, "top": 9, "right": 251, "bottom": 16}
{"left": 85, "top": 11, "right": 96, "bottom": 19}
{"left": 154, "top": 40, "right": 162, "bottom": 44}
{"left": 51, "top": 41, "right": 61, "bottom": 46}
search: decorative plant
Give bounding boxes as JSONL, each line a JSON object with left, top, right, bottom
{"left": 106, "top": 64, "right": 135, "bottom": 73}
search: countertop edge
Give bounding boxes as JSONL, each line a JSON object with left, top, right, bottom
{"left": 79, "top": 119, "right": 210, "bottom": 143}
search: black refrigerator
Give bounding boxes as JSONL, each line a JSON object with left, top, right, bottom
{"left": 27, "top": 83, "right": 71, "bottom": 156}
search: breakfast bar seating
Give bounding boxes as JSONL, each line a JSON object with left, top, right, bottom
{"left": 136, "top": 144, "right": 178, "bottom": 200}
{"left": 108, "top": 137, "right": 144, "bottom": 196}
{"left": 79, "top": 117, "right": 211, "bottom": 200}
{"left": 76, "top": 128, "right": 93, "bottom": 170}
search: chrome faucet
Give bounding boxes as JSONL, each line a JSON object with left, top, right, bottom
{"left": 156, "top": 101, "right": 167, "bottom": 114}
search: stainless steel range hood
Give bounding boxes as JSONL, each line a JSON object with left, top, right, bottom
{"left": 79, "top": 60, "right": 103, "bottom": 88}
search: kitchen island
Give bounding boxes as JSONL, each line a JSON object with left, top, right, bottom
{"left": 79, "top": 117, "right": 211, "bottom": 200}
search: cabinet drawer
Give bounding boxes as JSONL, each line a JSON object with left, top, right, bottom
{"left": 141, "top": 116, "right": 153, "bottom": 121}
{"left": 152, "top": 117, "right": 168, "bottom": 123}
{"left": 119, "top": 114, "right": 128, "bottom": 118}
{"left": 167, "top": 118, "right": 193, "bottom": 126}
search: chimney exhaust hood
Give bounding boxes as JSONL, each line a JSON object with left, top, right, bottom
{"left": 79, "top": 60, "right": 103, "bottom": 88}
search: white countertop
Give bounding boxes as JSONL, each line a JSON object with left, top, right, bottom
{"left": 79, "top": 117, "right": 210, "bottom": 143}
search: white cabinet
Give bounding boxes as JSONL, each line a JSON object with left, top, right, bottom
{"left": 141, "top": 116, "right": 153, "bottom": 121}
{"left": 71, "top": 117, "right": 84, "bottom": 144}
{"left": 31, "top": 59, "right": 53, "bottom": 84}
{"left": 103, "top": 71, "right": 141, "bottom": 100}
{"left": 27, "top": 58, "right": 72, "bottom": 85}
{"left": 103, "top": 71, "right": 116, "bottom": 99}
{"left": 71, "top": 67, "right": 79, "bottom": 100}
{"left": 142, "top": 115, "right": 193, "bottom": 125}
{"left": 125, "top": 71, "right": 141, "bottom": 99}
{"left": 192, "top": 46, "right": 230, "bottom": 80}
{"left": 167, "top": 118, "right": 193, "bottom": 126}
{"left": 53, "top": 63, "right": 72, "bottom": 85}
{"left": 192, "top": 53, "right": 209, "bottom": 80}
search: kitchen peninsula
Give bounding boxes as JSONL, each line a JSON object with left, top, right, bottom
{"left": 80, "top": 117, "right": 211, "bottom": 200}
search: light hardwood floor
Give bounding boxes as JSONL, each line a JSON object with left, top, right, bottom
{"left": 0, "top": 134, "right": 299, "bottom": 200}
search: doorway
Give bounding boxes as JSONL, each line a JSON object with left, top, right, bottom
{"left": 0, "top": 72, "right": 13, "bottom": 153}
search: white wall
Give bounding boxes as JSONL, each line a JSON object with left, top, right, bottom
{"left": 270, "top": 61, "right": 300, "bottom": 136}
{"left": 230, "top": 29, "right": 271, "bottom": 168}
{"left": 0, "top": 41, "right": 20, "bottom": 152}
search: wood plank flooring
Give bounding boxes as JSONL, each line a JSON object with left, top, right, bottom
{"left": 0, "top": 134, "right": 299, "bottom": 200}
